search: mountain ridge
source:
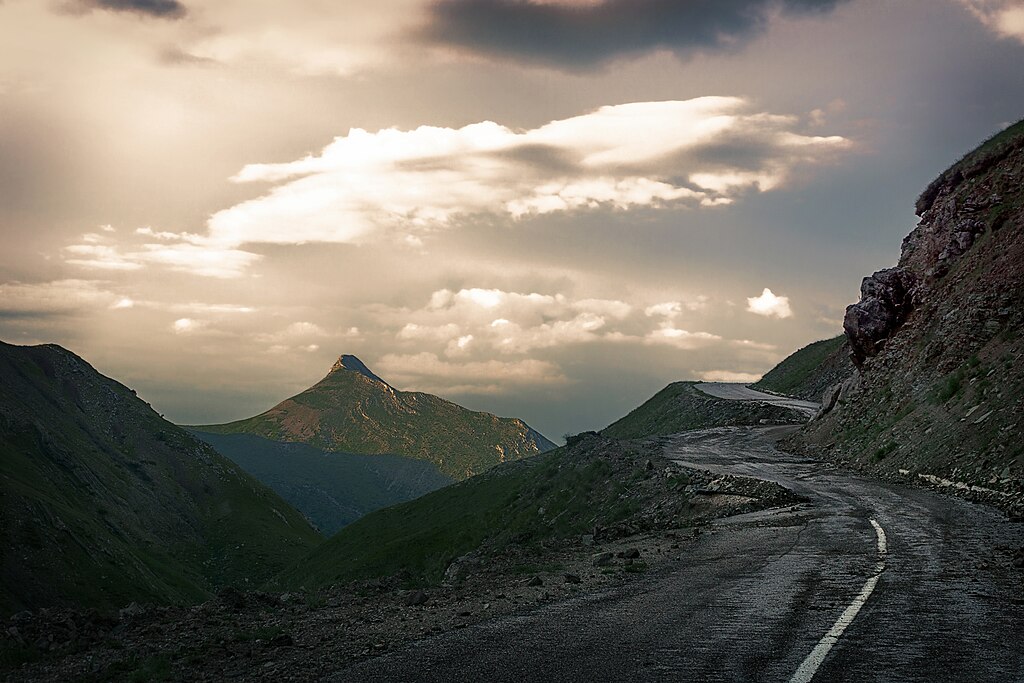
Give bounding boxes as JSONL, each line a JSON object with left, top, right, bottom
{"left": 195, "top": 356, "right": 555, "bottom": 479}
{"left": 0, "top": 340, "right": 320, "bottom": 616}
{"left": 329, "top": 354, "right": 391, "bottom": 387}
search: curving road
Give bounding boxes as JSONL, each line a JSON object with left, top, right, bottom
{"left": 694, "top": 382, "right": 821, "bottom": 418}
{"left": 331, "top": 426, "right": 1024, "bottom": 682}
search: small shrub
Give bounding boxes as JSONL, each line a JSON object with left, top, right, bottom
{"left": 932, "top": 371, "right": 963, "bottom": 404}
{"left": 872, "top": 442, "right": 898, "bottom": 462}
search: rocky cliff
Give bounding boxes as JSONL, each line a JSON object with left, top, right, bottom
{"left": 790, "top": 120, "right": 1024, "bottom": 514}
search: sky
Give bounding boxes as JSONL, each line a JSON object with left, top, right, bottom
{"left": 1, "top": 0, "right": 1023, "bottom": 441}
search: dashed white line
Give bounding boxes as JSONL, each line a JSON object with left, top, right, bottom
{"left": 789, "top": 519, "right": 888, "bottom": 683}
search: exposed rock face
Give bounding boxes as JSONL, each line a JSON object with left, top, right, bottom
{"left": 788, "top": 119, "right": 1024, "bottom": 512}
{"left": 844, "top": 267, "right": 917, "bottom": 366}
{"left": 330, "top": 354, "right": 391, "bottom": 387}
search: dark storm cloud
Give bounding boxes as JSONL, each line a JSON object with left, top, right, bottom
{"left": 75, "top": 0, "right": 186, "bottom": 19}
{"left": 421, "top": 0, "right": 850, "bottom": 69}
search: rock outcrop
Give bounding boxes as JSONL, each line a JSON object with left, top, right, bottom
{"left": 844, "top": 267, "right": 918, "bottom": 366}
{"left": 788, "top": 119, "right": 1024, "bottom": 514}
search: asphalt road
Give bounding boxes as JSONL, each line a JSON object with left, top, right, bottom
{"left": 332, "top": 427, "right": 1024, "bottom": 682}
{"left": 695, "top": 382, "right": 821, "bottom": 417}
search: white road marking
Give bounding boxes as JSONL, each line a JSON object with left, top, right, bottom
{"left": 789, "top": 519, "right": 887, "bottom": 683}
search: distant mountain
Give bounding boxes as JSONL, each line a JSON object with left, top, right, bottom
{"left": 601, "top": 381, "right": 805, "bottom": 440}
{"left": 191, "top": 432, "right": 453, "bottom": 536}
{"left": 0, "top": 341, "right": 320, "bottom": 617}
{"left": 196, "top": 355, "right": 555, "bottom": 479}
{"left": 751, "top": 335, "right": 854, "bottom": 402}
{"left": 788, "top": 120, "right": 1024, "bottom": 509}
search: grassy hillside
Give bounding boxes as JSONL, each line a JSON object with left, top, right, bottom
{"left": 198, "top": 356, "right": 555, "bottom": 480}
{"left": 752, "top": 335, "right": 853, "bottom": 401}
{"left": 192, "top": 432, "right": 453, "bottom": 535}
{"left": 601, "top": 382, "right": 805, "bottom": 439}
{"left": 0, "top": 342, "right": 320, "bottom": 617}
{"left": 273, "top": 433, "right": 796, "bottom": 592}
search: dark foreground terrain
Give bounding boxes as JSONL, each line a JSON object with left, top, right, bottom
{"left": 337, "top": 427, "right": 1024, "bottom": 682}
{"left": 6, "top": 429, "right": 1024, "bottom": 682}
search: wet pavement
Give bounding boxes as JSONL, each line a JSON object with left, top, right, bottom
{"left": 332, "top": 426, "right": 1024, "bottom": 682}
{"left": 694, "top": 383, "right": 821, "bottom": 417}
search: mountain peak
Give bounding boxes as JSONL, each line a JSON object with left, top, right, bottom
{"left": 330, "top": 354, "right": 390, "bottom": 386}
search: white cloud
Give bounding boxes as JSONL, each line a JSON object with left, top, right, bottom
{"left": 111, "top": 297, "right": 135, "bottom": 310}
{"left": 445, "top": 334, "right": 475, "bottom": 357}
{"left": 958, "top": 0, "right": 1024, "bottom": 42}
{"left": 491, "top": 313, "right": 608, "bottom": 353}
{"left": 700, "top": 370, "right": 762, "bottom": 383}
{"left": 377, "top": 352, "right": 567, "bottom": 394}
{"left": 208, "top": 98, "right": 849, "bottom": 253}
{"left": 381, "top": 285, "right": 738, "bottom": 357}
{"left": 0, "top": 279, "right": 121, "bottom": 315}
{"left": 172, "top": 318, "right": 204, "bottom": 334}
{"left": 398, "top": 322, "right": 463, "bottom": 342}
{"left": 175, "top": 0, "right": 426, "bottom": 76}
{"left": 644, "top": 296, "right": 708, "bottom": 319}
{"left": 61, "top": 99, "right": 849, "bottom": 280}
{"left": 170, "top": 303, "right": 256, "bottom": 315}
{"left": 63, "top": 244, "right": 144, "bottom": 272}
{"left": 730, "top": 339, "right": 778, "bottom": 351}
{"left": 572, "top": 298, "right": 632, "bottom": 319}
{"left": 63, "top": 230, "right": 261, "bottom": 279}
{"left": 746, "top": 288, "right": 793, "bottom": 319}
{"left": 645, "top": 325, "right": 722, "bottom": 349}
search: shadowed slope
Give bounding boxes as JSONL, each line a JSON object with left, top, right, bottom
{"left": 0, "top": 341, "right": 320, "bottom": 617}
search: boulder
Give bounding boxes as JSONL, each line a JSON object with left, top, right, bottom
{"left": 404, "top": 590, "right": 429, "bottom": 607}
{"left": 844, "top": 267, "right": 917, "bottom": 366}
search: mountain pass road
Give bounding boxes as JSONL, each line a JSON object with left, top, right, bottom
{"left": 332, "top": 426, "right": 1024, "bottom": 682}
{"left": 694, "top": 382, "right": 821, "bottom": 417}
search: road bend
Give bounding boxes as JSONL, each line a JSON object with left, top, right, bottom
{"left": 333, "top": 426, "right": 1024, "bottom": 682}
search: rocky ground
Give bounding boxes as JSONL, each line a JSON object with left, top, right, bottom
{"left": 2, "top": 462, "right": 800, "bottom": 682}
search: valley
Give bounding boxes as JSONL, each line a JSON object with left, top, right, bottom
{"left": 2, "top": 111, "right": 1024, "bottom": 682}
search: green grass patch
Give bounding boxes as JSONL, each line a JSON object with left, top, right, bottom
{"left": 872, "top": 442, "right": 898, "bottom": 462}
{"left": 932, "top": 370, "right": 964, "bottom": 404}
{"left": 273, "top": 437, "right": 671, "bottom": 592}
{"left": 752, "top": 335, "right": 847, "bottom": 399}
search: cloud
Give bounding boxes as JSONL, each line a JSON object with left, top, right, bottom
{"left": 746, "top": 287, "right": 793, "bottom": 318}
{"left": 63, "top": 230, "right": 261, "bottom": 278}
{"left": 644, "top": 325, "right": 722, "bottom": 349}
{"left": 169, "top": 0, "right": 426, "bottom": 75}
{"left": 644, "top": 296, "right": 709, "bottom": 318}
{"left": 69, "top": 0, "right": 187, "bottom": 19}
{"left": 572, "top": 298, "right": 632, "bottom": 319}
{"left": 0, "top": 280, "right": 120, "bottom": 318}
{"left": 381, "top": 285, "right": 742, "bottom": 357}
{"left": 700, "top": 370, "right": 762, "bottom": 383}
{"left": 209, "top": 98, "right": 849, "bottom": 254}
{"left": 420, "top": 0, "right": 850, "bottom": 70}
{"left": 376, "top": 352, "right": 568, "bottom": 394}
{"left": 958, "top": 0, "right": 1024, "bottom": 42}
{"left": 172, "top": 317, "right": 204, "bottom": 334}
